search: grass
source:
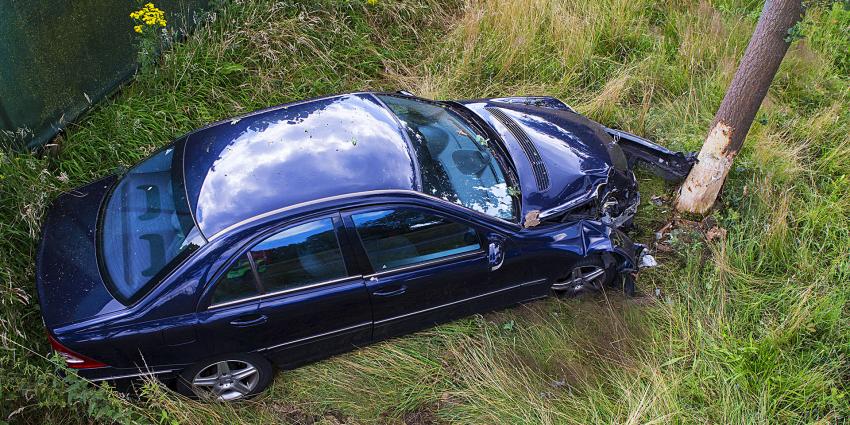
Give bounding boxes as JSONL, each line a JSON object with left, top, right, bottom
{"left": 1, "top": 0, "right": 848, "bottom": 423}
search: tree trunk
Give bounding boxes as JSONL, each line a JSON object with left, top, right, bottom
{"left": 676, "top": 0, "right": 804, "bottom": 214}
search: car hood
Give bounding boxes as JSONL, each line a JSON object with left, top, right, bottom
{"left": 36, "top": 175, "right": 125, "bottom": 328}
{"left": 459, "top": 100, "right": 618, "bottom": 218}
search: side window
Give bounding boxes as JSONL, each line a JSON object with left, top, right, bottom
{"left": 249, "top": 218, "right": 347, "bottom": 293}
{"left": 352, "top": 208, "right": 481, "bottom": 272}
{"left": 211, "top": 254, "right": 260, "bottom": 305}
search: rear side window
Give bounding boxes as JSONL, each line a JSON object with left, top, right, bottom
{"left": 210, "top": 218, "right": 348, "bottom": 306}
{"left": 352, "top": 208, "right": 480, "bottom": 272}
{"left": 249, "top": 219, "right": 347, "bottom": 293}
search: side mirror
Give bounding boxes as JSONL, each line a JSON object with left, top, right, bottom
{"left": 488, "top": 240, "right": 504, "bottom": 271}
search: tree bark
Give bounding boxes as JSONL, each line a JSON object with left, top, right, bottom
{"left": 676, "top": 0, "right": 804, "bottom": 214}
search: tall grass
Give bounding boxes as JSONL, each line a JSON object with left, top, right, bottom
{"left": 1, "top": 0, "right": 847, "bottom": 423}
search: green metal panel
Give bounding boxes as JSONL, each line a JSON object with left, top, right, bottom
{"left": 0, "top": 0, "right": 207, "bottom": 150}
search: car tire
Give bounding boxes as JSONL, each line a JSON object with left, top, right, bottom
{"left": 552, "top": 256, "right": 616, "bottom": 296}
{"left": 175, "top": 353, "right": 274, "bottom": 401}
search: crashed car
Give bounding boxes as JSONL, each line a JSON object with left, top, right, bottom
{"left": 36, "top": 92, "right": 694, "bottom": 400}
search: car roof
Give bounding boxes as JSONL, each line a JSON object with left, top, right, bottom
{"left": 182, "top": 93, "right": 418, "bottom": 238}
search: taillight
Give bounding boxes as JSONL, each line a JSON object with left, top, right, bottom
{"left": 47, "top": 335, "right": 107, "bottom": 369}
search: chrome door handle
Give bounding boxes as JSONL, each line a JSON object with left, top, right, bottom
{"left": 373, "top": 285, "right": 407, "bottom": 297}
{"left": 229, "top": 314, "right": 267, "bottom": 327}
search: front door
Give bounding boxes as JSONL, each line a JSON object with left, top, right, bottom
{"left": 483, "top": 231, "right": 549, "bottom": 305}
{"left": 343, "top": 206, "right": 492, "bottom": 340}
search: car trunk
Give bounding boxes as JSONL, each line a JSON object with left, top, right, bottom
{"left": 36, "top": 175, "right": 125, "bottom": 328}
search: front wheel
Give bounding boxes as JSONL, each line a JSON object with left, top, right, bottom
{"left": 176, "top": 353, "right": 274, "bottom": 401}
{"left": 552, "top": 256, "right": 616, "bottom": 296}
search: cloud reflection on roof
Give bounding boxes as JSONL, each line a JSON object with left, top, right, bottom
{"left": 182, "top": 94, "right": 416, "bottom": 237}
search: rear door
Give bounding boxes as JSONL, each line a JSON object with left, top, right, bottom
{"left": 343, "top": 206, "right": 493, "bottom": 340}
{"left": 195, "top": 253, "right": 267, "bottom": 357}
{"left": 196, "top": 214, "right": 371, "bottom": 368}
{"left": 252, "top": 215, "right": 371, "bottom": 367}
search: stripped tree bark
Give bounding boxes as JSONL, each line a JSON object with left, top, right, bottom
{"left": 676, "top": 0, "right": 804, "bottom": 214}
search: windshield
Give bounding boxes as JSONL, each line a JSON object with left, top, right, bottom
{"left": 378, "top": 95, "right": 516, "bottom": 221}
{"left": 100, "top": 144, "right": 205, "bottom": 303}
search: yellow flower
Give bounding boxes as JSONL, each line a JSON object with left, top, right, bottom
{"left": 131, "top": 2, "right": 167, "bottom": 32}
{"left": 366, "top": 0, "right": 378, "bottom": 5}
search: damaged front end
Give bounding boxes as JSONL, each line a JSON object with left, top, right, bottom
{"left": 530, "top": 127, "right": 696, "bottom": 231}
{"left": 528, "top": 127, "right": 695, "bottom": 295}
{"left": 604, "top": 127, "right": 698, "bottom": 183}
{"left": 532, "top": 168, "right": 641, "bottom": 229}
{"left": 457, "top": 96, "right": 695, "bottom": 294}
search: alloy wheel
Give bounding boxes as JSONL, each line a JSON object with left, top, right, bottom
{"left": 552, "top": 265, "right": 606, "bottom": 292}
{"left": 191, "top": 359, "right": 260, "bottom": 401}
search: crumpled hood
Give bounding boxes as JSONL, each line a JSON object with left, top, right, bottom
{"left": 36, "top": 175, "right": 125, "bottom": 328}
{"left": 459, "top": 100, "right": 618, "bottom": 216}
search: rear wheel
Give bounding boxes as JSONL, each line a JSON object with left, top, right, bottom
{"left": 552, "top": 256, "right": 616, "bottom": 296}
{"left": 176, "top": 353, "right": 273, "bottom": 401}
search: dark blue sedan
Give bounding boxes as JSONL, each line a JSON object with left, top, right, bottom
{"left": 36, "top": 92, "right": 692, "bottom": 400}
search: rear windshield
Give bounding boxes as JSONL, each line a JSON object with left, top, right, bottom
{"left": 100, "top": 144, "right": 205, "bottom": 303}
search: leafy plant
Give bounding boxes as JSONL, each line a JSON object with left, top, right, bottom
{"left": 130, "top": 2, "right": 169, "bottom": 70}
